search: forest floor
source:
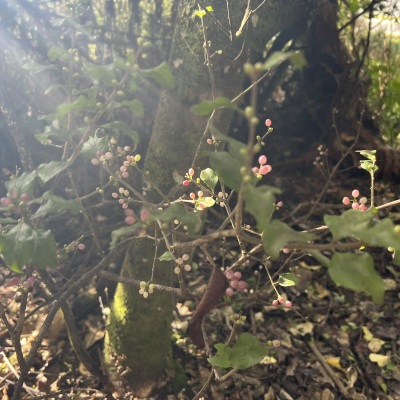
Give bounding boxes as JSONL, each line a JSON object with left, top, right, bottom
{"left": 0, "top": 175, "right": 400, "bottom": 400}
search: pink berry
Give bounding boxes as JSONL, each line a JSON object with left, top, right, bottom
{"left": 352, "top": 202, "right": 359, "bottom": 210}
{"left": 236, "top": 281, "right": 248, "bottom": 291}
{"left": 342, "top": 197, "right": 350, "bottom": 205}
{"left": 359, "top": 197, "right": 367, "bottom": 204}
{"left": 277, "top": 201, "right": 283, "bottom": 207}
{"left": 140, "top": 208, "right": 151, "bottom": 221}
{"left": 19, "top": 193, "right": 32, "bottom": 203}
{"left": 285, "top": 301, "right": 292, "bottom": 308}
{"left": 352, "top": 189, "right": 360, "bottom": 198}
{"left": 122, "top": 203, "right": 129, "bottom": 209}
{"left": 125, "top": 216, "right": 136, "bottom": 225}
{"left": 0, "top": 197, "right": 12, "bottom": 207}
{"left": 359, "top": 204, "right": 368, "bottom": 211}
{"left": 190, "top": 192, "right": 196, "bottom": 200}
{"left": 197, "top": 191, "right": 203, "bottom": 198}
{"left": 226, "top": 288, "right": 234, "bottom": 296}
{"left": 225, "top": 270, "right": 234, "bottom": 279}
{"left": 230, "top": 280, "right": 239, "bottom": 289}
{"left": 272, "top": 299, "right": 279, "bottom": 307}
{"left": 5, "top": 291, "right": 16, "bottom": 299}
{"left": 183, "top": 180, "right": 190, "bottom": 186}
{"left": 282, "top": 248, "right": 290, "bottom": 254}
{"left": 259, "top": 165, "right": 272, "bottom": 175}
{"left": 78, "top": 243, "right": 86, "bottom": 250}
{"left": 258, "top": 155, "right": 267, "bottom": 165}
{"left": 105, "top": 152, "right": 113, "bottom": 160}
{"left": 112, "top": 192, "right": 119, "bottom": 199}
{"left": 124, "top": 209, "right": 134, "bottom": 218}
{"left": 188, "top": 168, "right": 195, "bottom": 176}
{"left": 265, "top": 119, "right": 272, "bottom": 127}
{"left": 252, "top": 167, "right": 259, "bottom": 175}
{"left": 120, "top": 165, "right": 127, "bottom": 172}
{"left": 121, "top": 172, "right": 129, "bottom": 178}
{"left": 233, "top": 271, "right": 242, "bottom": 280}
{"left": 207, "top": 138, "right": 213, "bottom": 145}
{"left": 91, "top": 159, "right": 100, "bottom": 166}
{"left": 278, "top": 297, "right": 284, "bottom": 303}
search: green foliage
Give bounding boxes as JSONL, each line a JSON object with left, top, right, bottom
{"left": 110, "top": 223, "right": 143, "bottom": 248}
{"left": 151, "top": 204, "right": 202, "bottom": 234}
{"left": 0, "top": 222, "right": 57, "bottom": 272}
{"left": 199, "top": 168, "right": 218, "bottom": 192}
{"left": 31, "top": 192, "right": 81, "bottom": 219}
{"left": 329, "top": 253, "right": 384, "bottom": 304}
{"left": 190, "top": 97, "right": 239, "bottom": 116}
{"left": 262, "top": 220, "right": 315, "bottom": 260}
{"left": 277, "top": 273, "right": 298, "bottom": 287}
{"left": 140, "top": 62, "right": 175, "bottom": 89}
{"left": 208, "top": 333, "right": 269, "bottom": 370}
{"left": 158, "top": 251, "right": 175, "bottom": 262}
{"left": 244, "top": 185, "right": 279, "bottom": 231}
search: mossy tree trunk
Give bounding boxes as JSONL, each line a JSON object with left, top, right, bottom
{"left": 105, "top": 0, "right": 315, "bottom": 396}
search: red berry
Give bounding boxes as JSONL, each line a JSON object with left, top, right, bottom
{"left": 265, "top": 119, "right": 272, "bottom": 127}
{"left": 140, "top": 208, "right": 151, "bottom": 221}
{"left": 0, "top": 197, "right": 12, "bottom": 207}
{"left": 183, "top": 180, "right": 190, "bottom": 186}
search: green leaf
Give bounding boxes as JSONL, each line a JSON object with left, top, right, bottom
{"left": 121, "top": 99, "right": 144, "bottom": 117}
{"left": 208, "top": 333, "right": 269, "bottom": 370}
{"left": 48, "top": 46, "right": 69, "bottom": 62}
{"left": 264, "top": 51, "right": 304, "bottom": 70}
{"left": 190, "top": 97, "right": 238, "bottom": 117}
{"left": 83, "top": 61, "right": 116, "bottom": 85}
{"left": 324, "top": 209, "right": 375, "bottom": 240}
{"left": 277, "top": 273, "right": 298, "bottom": 287}
{"left": 200, "top": 168, "right": 218, "bottom": 192}
{"left": 56, "top": 95, "right": 97, "bottom": 120}
{"left": 244, "top": 185, "right": 279, "bottom": 231}
{"left": 81, "top": 135, "right": 110, "bottom": 159}
{"left": 110, "top": 223, "right": 142, "bottom": 248}
{"left": 32, "top": 192, "right": 81, "bottom": 219}
{"left": 141, "top": 61, "right": 174, "bottom": 89}
{"left": 325, "top": 209, "right": 400, "bottom": 250}
{"left": 329, "top": 252, "right": 384, "bottom": 304}
{"left": 209, "top": 124, "right": 247, "bottom": 162}
{"left": 0, "top": 222, "right": 57, "bottom": 272}
{"left": 159, "top": 251, "right": 175, "bottom": 262}
{"left": 99, "top": 121, "right": 140, "bottom": 149}
{"left": 5, "top": 172, "right": 39, "bottom": 197}
{"left": 36, "top": 161, "right": 72, "bottom": 183}
{"left": 209, "top": 151, "right": 243, "bottom": 191}
{"left": 262, "top": 220, "right": 315, "bottom": 260}
{"left": 195, "top": 196, "right": 215, "bottom": 210}
{"left": 151, "top": 204, "right": 202, "bottom": 234}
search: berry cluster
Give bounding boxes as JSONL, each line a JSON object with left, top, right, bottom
{"left": 252, "top": 155, "right": 272, "bottom": 179}
{"left": 139, "top": 281, "right": 155, "bottom": 298}
{"left": 272, "top": 297, "right": 292, "bottom": 308}
{"left": 225, "top": 270, "right": 248, "bottom": 296}
{"left": 174, "top": 253, "right": 192, "bottom": 275}
{"left": 342, "top": 189, "right": 368, "bottom": 211}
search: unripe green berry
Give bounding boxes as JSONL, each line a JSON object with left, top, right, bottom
{"left": 243, "top": 63, "right": 255, "bottom": 76}
{"left": 140, "top": 281, "right": 147, "bottom": 289}
{"left": 254, "top": 62, "right": 264, "bottom": 72}
{"left": 244, "top": 106, "right": 254, "bottom": 119}
{"left": 250, "top": 116, "right": 259, "bottom": 126}
{"left": 240, "top": 166, "right": 247, "bottom": 175}
{"left": 84, "top": 116, "right": 90, "bottom": 123}
{"left": 243, "top": 174, "right": 251, "bottom": 183}
{"left": 253, "top": 144, "right": 261, "bottom": 153}
{"left": 117, "top": 90, "right": 124, "bottom": 96}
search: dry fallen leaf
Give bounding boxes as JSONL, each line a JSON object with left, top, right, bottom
{"left": 369, "top": 353, "right": 390, "bottom": 368}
